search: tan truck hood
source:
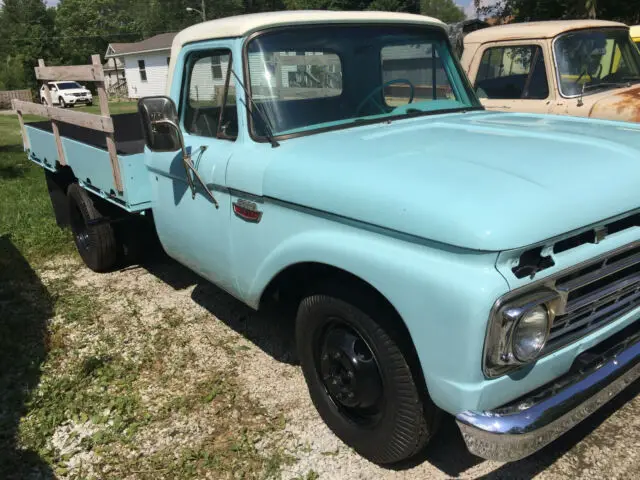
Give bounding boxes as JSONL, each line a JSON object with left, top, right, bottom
{"left": 589, "top": 84, "right": 640, "bottom": 123}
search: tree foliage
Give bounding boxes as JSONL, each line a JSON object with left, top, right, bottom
{"left": 473, "top": 0, "right": 640, "bottom": 24}
{"left": 420, "top": 0, "right": 465, "bottom": 23}
{"left": 0, "top": 0, "right": 55, "bottom": 89}
{"left": 1, "top": 0, "right": 639, "bottom": 92}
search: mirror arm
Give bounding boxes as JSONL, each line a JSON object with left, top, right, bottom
{"left": 152, "top": 119, "right": 220, "bottom": 209}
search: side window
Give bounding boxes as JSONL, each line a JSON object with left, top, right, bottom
{"left": 475, "top": 45, "right": 549, "bottom": 100}
{"left": 381, "top": 43, "right": 455, "bottom": 105}
{"left": 184, "top": 50, "right": 237, "bottom": 140}
{"left": 138, "top": 60, "right": 147, "bottom": 82}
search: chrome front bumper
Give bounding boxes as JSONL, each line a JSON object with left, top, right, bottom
{"left": 456, "top": 324, "right": 640, "bottom": 462}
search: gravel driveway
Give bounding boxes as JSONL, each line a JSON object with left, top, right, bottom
{"left": 35, "top": 254, "right": 640, "bottom": 479}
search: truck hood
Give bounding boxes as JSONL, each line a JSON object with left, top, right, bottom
{"left": 261, "top": 111, "right": 640, "bottom": 251}
{"left": 589, "top": 83, "right": 640, "bottom": 123}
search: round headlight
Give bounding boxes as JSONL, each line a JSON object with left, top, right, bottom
{"left": 512, "top": 305, "right": 550, "bottom": 362}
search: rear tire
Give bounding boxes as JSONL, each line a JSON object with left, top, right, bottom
{"left": 296, "top": 284, "right": 439, "bottom": 465}
{"left": 41, "top": 97, "right": 47, "bottom": 106}
{"left": 67, "top": 184, "right": 117, "bottom": 272}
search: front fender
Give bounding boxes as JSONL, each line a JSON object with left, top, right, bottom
{"left": 232, "top": 202, "right": 509, "bottom": 413}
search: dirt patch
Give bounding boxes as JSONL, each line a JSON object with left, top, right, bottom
{"left": 12, "top": 254, "right": 640, "bottom": 479}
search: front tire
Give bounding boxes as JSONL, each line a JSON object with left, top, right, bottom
{"left": 67, "top": 184, "right": 117, "bottom": 272}
{"left": 59, "top": 97, "right": 66, "bottom": 108}
{"left": 296, "top": 285, "right": 439, "bottom": 464}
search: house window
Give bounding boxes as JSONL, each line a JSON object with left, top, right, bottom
{"left": 475, "top": 45, "right": 549, "bottom": 100}
{"left": 211, "top": 56, "right": 223, "bottom": 80}
{"left": 138, "top": 60, "right": 147, "bottom": 82}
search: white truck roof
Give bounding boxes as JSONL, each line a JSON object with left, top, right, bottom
{"left": 464, "top": 19, "right": 627, "bottom": 46}
{"left": 172, "top": 10, "right": 444, "bottom": 50}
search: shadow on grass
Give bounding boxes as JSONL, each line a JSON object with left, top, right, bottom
{"left": 0, "top": 144, "right": 24, "bottom": 154}
{"left": 138, "top": 248, "right": 640, "bottom": 477}
{"left": 0, "top": 235, "right": 54, "bottom": 479}
{"left": 0, "top": 165, "right": 26, "bottom": 180}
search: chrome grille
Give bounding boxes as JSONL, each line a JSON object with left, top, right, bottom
{"left": 544, "top": 245, "right": 640, "bottom": 352}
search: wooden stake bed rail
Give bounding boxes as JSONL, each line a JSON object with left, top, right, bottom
{"left": 12, "top": 54, "right": 123, "bottom": 193}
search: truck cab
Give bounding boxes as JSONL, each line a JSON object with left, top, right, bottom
{"left": 461, "top": 20, "right": 640, "bottom": 122}
{"left": 16, "top": 11, "right": 640, "bottom": 466}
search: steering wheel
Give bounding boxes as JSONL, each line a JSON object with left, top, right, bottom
{"left": 355, "top": 79, "right": 415, "bottom": 116}
{"left": 574, "top": 64, "right": 602, "bottom": 85}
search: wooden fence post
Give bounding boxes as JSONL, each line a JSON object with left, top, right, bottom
{"left": 39, "top": 59, "right": 66, "bottom": 166}
{"left": 92, "top": 54, "right": 123, "bottom": 193}
{"left": 15, "top": 103, "right": 29, "bottom": 150}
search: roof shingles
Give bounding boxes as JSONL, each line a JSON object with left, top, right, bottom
{"left": 106, "top": 32, "right": 177, "bottom": 58}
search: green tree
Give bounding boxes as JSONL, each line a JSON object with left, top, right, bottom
{"left": 0, "top": 0, "right": 55, "bottom": 89}
{"left": 475, "top": 0, "right": 640, "bottom": 24}
{"left": 55, "top": 0, "right": 142, "bottom": 65}
{"left": 420, "top": 0, "right": 465, "bottom": 23}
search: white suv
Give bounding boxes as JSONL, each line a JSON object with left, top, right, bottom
{"left": 40, "top": 81, "right": 93, "bottom": 108}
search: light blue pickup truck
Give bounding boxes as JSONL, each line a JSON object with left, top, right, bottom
{"left": 16, "top": 11, "right": 640, "bottom": 465}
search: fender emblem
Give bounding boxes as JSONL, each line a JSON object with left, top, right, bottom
{"left": 233, "top": 198, "right": 263, "bottom": 223}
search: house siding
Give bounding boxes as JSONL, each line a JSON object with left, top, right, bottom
{"left": 124, "top": 52, "right": 171, "bottom": 99}
{"left": 188, "top": 57, "right": 229, "bottom": 103}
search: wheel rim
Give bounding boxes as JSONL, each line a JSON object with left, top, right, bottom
{"left": 317, "top": 320, "right": 384, "bottom": 425}
{"left": 69, "top": 202, "right": 90, "bottom": 253}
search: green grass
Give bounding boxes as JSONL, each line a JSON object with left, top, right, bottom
{"left": 0, "top": 103, "right": 292, "bottom": 479}
{"left": 0, "top": 115, "right": 74, "bottom": 263}
{"left": 77, "top": 101, "right": 138, "bottom": 116}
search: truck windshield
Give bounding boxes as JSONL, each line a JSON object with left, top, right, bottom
{"left": 245, "top": 25, "right": 482, "bottom": 139}
{"left": 554, "top": 28, "right": 640, "bottom": 97}
{"left": 57, "top": 82, "right": 83, "bottom": 90}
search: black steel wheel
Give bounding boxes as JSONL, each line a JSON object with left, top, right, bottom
{"left": 67, "top": 183, "right": 117, "bottom": 272}
{"left": 317, "top": 320, "right": 384, "bottom": 426}
{"left": 297, "top": 283, "right": 439, "bottom": 465}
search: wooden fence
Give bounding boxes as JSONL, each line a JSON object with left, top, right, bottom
{"left": 12, "top": 55, "right": 123, "bottom": 193}
{"left": 0, "top": 89, "right": 31, "bottom": 110}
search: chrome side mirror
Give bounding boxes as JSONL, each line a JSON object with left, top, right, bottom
{"left": 138, "top": 96, "right": 183, "bottom": 152}
{"left": 138, "top": 96, "right": 219, "bottom": 209}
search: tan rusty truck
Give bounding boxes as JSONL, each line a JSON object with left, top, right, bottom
{"left": 461, "top": 20, "right": 640, "bottom": 122}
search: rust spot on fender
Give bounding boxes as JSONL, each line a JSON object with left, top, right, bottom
{"left": 591, "top": 85, "right": 640, "bottom": 123}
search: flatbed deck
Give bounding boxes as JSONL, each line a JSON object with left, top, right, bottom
{"left": 27, "top": 112, "right": 145, "bottom": 156}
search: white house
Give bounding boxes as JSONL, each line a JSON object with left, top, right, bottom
{"left": 105, "top": 33, "right": 177, "bottom": 99}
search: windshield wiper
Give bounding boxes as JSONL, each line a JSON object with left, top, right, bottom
{"left": 583, "top": 81, "right": 631, "bottom": 91}
{"left": 229, "top": 69, "right": 280, "bottom": 148}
